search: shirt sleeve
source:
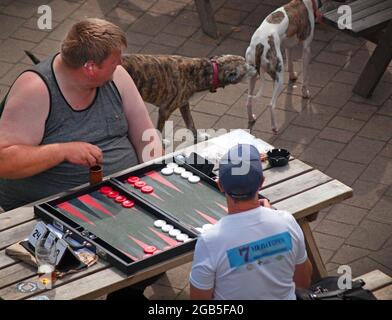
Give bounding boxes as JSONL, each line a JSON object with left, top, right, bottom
{"left": 189, "top": 237, "right": 215, "bottom": 290}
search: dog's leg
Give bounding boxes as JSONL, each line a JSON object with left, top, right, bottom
{"left": 269, "top": 75, "right": 284, "bottom": 134}
{"left": 268, "top": 49, "right": 284, "bottom": 134}
{"left": 286, "top": 48, "right": 298, "bottom": 83}
{"left": 157, "top": 106, "right": 175, "bottom": 148}
{"left": 180, "top": 104, "right": 210, "bottom": 143}
{"left": 179, "top": 103, "right": 197, "bottom": 141}
{"left": 246, "top": 74, "right": 258, "bottom": 129}
{"left": 301, "top": 40, "right": 312, "bottom": 99}
{"left": 157, "top": 107, "right": 172, "bottom": 133}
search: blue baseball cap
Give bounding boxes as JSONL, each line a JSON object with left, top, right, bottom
{"left": 218, "top": 144, "right": 263, "bottom": 199}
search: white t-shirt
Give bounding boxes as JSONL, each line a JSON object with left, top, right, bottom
{"left": 189, "top": 206, "right": 307, "bottom": 300}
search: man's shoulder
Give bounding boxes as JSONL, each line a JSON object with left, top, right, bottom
{"left": 261, "top": 206, "right": 292, "bottom": 218}
{"left": 261, "top": 207, "right": 299, "bottom": 226}
{"left": 11, "top": 72, "right": 49, "bottom": 97}
{"left": 198, "top": 222, "right": 224, "bottom": 244}
{"left": 3, "top": 71, "right": 50, "bottom": 115}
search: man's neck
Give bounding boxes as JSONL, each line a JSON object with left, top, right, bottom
{"left": 226, "top": 197, "right": 260, "bottom": 215}
{"left": 54, "top": 55, "right": 96, "bottom": 94}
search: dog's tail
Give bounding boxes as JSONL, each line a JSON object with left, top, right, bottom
{"left": 24, "top": 50, "right": 40, "bottom": 65}
{"left": 248, "top": 43, "right": 265, "bottom": 99}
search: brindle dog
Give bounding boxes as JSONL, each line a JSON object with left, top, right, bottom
{"left": 122, "top": 54, "right": 255, "bottom": 139}
{"left": 25, "top": 51, "right": 256, "bottom": 140}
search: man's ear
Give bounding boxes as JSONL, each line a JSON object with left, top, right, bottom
{"left": 84, "top": 61, "right": 95, "bottom": 75}
{"left": 216, "top": 179, "right": 225, "bottom": 193}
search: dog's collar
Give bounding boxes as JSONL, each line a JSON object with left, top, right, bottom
{"left": 311, "top": 0, "right": 323, "bottom": 23}
{"left": 210, "top": 60, "right": 219, "bottom": 93}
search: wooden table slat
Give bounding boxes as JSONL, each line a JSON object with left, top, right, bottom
{"left": 0, "top": 250, "right": 18, "bottom": 270}
{"left": 352, "top": 7, "right": 392, "bottom": 33}
{"left": 274, "top": 180, "right": 353, "bottom": 220}
{"left": 262, "top": 159, "right": 313, "bottom": 188}
{"left": 373, "top": 285, "right": 392, "bottom": 300}
{"left": 0, "top": 220, "right": 37, "bottom": 251}
{"left": 28, "top": 252, "right": 194, "bottom": 300}
{"left": 324, "top": 0, "right": 387, "bottom": 22}
{"left": 0, "top": 261, "right": 109, "bottom": 300}
{"left": 354, "top": 269, "right": 392, "bottom": 291}
{"left": 263, "top": 170, "right": 332, "bottom": 204}
{"left": 348, "top": 0, "right": 387, "bottom": 11}
{"left": 0, "top": 263, "right": 36, "bottom": 290}
{"left": 0, "top": 206, "right": 35, "bottom": 232}
{"left": 351, "top": 1, "right": 392, "bottom": 22}
{"left": 324, "top": 3, "right": 392, "bottom": 34}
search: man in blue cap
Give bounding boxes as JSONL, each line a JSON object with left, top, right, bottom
{"left": 189, "top": 144, "right": 313, "bottom": 299}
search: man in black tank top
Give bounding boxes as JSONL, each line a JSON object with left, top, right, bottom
{"left": 0, "top": 18, "right": 163, "bottom": 210}
{"left": 0, "top": 18, "right": 163, "bottom": 300}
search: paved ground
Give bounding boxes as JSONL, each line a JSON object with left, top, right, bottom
{"left": 0, "top": 0, "right": 391, "bottom": 300}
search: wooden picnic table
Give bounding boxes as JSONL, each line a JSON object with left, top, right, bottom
{"left": 323, "top": 0, "right": 392, "bottom": 98}
{"left": 0, "top": 129, "right": 353, "bottom": 300}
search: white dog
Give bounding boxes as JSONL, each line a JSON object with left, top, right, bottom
{"left": 246, "top": 0, "right": 324, "bottom": 133}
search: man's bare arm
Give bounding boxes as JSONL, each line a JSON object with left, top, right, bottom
{"left": 0, "top": 72, "right": 102, "bottom": 179}
{"left": 190, "top": 284, "right": 214, "bottom": 300}
{"left": 293, "top": 258, "right": 313, "bottom": 289}
{"left": 113, "top": 66, "right": 163, "bottom": 162}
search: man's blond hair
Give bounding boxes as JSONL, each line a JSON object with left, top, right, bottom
{"left": 61, "top": 18, "right": 127, "bottom": 68}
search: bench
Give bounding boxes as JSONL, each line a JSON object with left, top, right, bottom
{"left": 355, "top": 269, "right": 392, "bottom": 300}
{"left": 323, "top": 0, "right": 392, "bottom": 98}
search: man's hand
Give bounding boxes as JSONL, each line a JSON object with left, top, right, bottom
{"left": 259, "top": 198, "right": 272, "bottom": 208}
{"left": 62, "top": 142, "right": 103, "bottom": 167}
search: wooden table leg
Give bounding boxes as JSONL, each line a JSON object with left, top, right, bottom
{"left": 353, "top": 20, "right": 392, "bottom": 98}
{"left": 299, "top": 218, "right": 328, "bottom": 282}
{"left": 306, "top": 211, "right": 319, "bottom": 222}
{"left": 194, "top": 0, "right": 219, "bottom": 39}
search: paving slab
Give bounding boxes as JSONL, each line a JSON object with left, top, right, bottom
{"left": 346, "top": 219, "right": 392, "bottom": 251}
{"left": 343, "top": 180, "right": 388, "bottom": 210}
{"left": 325, "top": 159, "right": 366, "bottom": 186}
{"left": 319, "top": 127, "right": 355, "bottom": 144}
